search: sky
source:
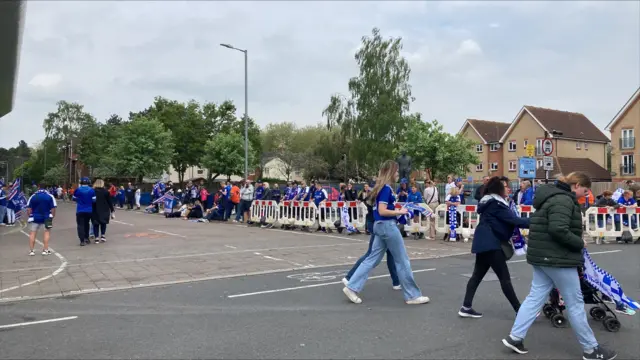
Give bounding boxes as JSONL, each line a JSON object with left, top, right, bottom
{"left": 1, "top": 0, "right": 639, "bottom": 149}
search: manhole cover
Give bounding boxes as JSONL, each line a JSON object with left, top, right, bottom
{"left": 461, "top": 273, "right": 515, "bottom": 282}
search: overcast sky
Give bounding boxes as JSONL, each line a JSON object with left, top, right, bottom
{"left": 1, "top": 1, "right": 638, "bottom": 149}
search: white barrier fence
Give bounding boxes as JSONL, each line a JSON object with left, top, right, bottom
{"left": 248, "top": 200, "right": 639, "bottom": 242}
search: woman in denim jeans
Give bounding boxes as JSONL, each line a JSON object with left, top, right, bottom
{"left": 502, "top": 172, "right": 616, "bottom": 360}
{"left": 342, "top": 160, "right": 430, "bottom": 305}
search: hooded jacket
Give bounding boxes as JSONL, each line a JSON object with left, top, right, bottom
{"left": 526, "top": 182, "right": 584, "bottom": 268}
{"left": 471, "top": 194, "right": 530, "bottom": 254}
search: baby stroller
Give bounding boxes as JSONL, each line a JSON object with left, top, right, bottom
{"left": 542, "top": 267, "right": 622, "bottom": 332}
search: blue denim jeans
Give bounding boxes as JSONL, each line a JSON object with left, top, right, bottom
{"left": 347, "top": 220, "right": 422, "bottom": 301}
{"left": 345, "top": 225, "right": 400, "bottom": 287}
{"left": 510, "top": 266, "right": 598, "bottom": 352}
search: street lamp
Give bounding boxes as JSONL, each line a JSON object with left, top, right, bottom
{"left": 220, "top": 43, "right": 249, "bottom": 180}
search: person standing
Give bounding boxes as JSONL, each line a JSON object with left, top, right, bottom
{"left": 474, "top": 176, "right": 489, "bottom": 202}
{"left": 26, "top": 183, "right": 57, "bottom": 256}
{"left": 238, "top": 180, "right": 254, "bottom": 223}
{"left": 0, "top": 182, "right": 7, "bottom": 227}
{"left": 92, "top": 179, "right": 114, "bottom": 243}
{"left": 342, "top": 160, "right": 430, "bottom": 305}
{"left": 135, "top": 187, "right": 141, "bottom": 209}
{"left": 73, "top": 177, "right": 96, "bottom": 246}
{"left": 423, "top": 180, "right": 439, "bottom": 240}
{"left": 501, "top": 172, "right": 616, "bottom": 360}
{"left": 125, "top": 182, "right": 135, "bottom": 210}
{"left": 459, "top": 177, "right": 529, "bottom": 318}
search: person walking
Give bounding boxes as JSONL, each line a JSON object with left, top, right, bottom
{"left": 26, "top": 183, "right": 57, "bottom": 256}
{"left": 501, "top": 172, "right": 616, "bottom": 360}
{"left": 459, "top": 177, "right": 529, "bottom": 318}
{"left": 342, "top": 160, "right": 430, "bottom": 305}
{"left": 73, "top": 177, "right": 96, "bottom": 246}
{"left": 92, "top": 179, "right": 114, "bottom": 243}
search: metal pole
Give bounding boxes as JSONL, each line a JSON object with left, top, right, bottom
{"left": 244, "top": 50, "right": 249, "bottom": 180}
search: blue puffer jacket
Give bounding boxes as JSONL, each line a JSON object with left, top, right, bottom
{"left": 471, "top": 194, "right": 530, "bottom": 254}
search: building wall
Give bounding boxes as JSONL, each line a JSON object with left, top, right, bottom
{"left": 610, "top": 96, "right": 640, "bottom": 181}
{"left": 166, "top": 165, "right": 243, "bottom": 184}
{"left": 461, "top": 126, "right": 488, "bottom": 181}
{"left": 262, "top": 158, "right": 303, "bottom": 182}
{"left": 502, "top": 112, "right": 546, "bottom": 174}
{"left": 487, "top": 143, "right": 504, "bottom": 178}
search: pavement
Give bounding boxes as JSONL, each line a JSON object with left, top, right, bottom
{"left": 0, "top": 204, "right": 638, "bottom": 359}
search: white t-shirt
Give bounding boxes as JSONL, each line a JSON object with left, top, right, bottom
{"left": 445, "top": 182, "right": 456, "bottom": 196}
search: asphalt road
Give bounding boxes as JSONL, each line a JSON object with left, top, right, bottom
{"left": 0, "top": 243, "right": 638, "bottom": 359}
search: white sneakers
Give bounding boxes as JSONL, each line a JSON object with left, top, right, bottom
{"left": 342, "top": 287, "right": 362, "bottom": 304}
{"left": 406, "top": 296, "right": 430, "bottom": 305}
{"left": 342, "top": 277, "right": 402, "bottom": 291}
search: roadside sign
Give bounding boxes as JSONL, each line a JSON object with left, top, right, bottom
{"left": 525, "top": 144, "right": 535, "bottom": 157}
{"left": 542, "top": 138, "right": 554, "bottom": 156}
{"left": 518, "top": 157, "right": 536, "bottom": 179}
{"left": 543, "top": 156, "right": 554, "bottom": 171}
{"left": 467, "top": 176, "right": 473, "bottom": 183}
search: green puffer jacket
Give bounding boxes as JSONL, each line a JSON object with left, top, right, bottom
{"left": 526, "top": 182, "right": 584, "bottom": 268}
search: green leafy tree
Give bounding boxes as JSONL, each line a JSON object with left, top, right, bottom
{"left": 324, "top": 28, "right": 414, "bottom": 176}
{"left": 261, "top": 122, "right": 307, "bottom": 181}
{"left": 43, "top": 164, "right": 66, "bottom": 185}
{"left": 108, "top": 116, "right": 175, "bottom": 183}
{"left": 398, "top": 119, "right": 479, "bottom": 181}
{"left": 201, "top": 132, "right": 255, "bottom": 182}
{"left": 43, "top": 100, "right": 97, "bottom": 144}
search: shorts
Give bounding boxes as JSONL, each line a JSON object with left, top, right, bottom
{"left": 30, "top": 219, "right": 53, "bottom": 232}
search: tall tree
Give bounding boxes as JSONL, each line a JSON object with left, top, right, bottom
{"left": 108, "top": 116, "right": 175, "bottom": 183}
{"left": 200, "top": 132, "right": 255, "bottom": 182}
{"left": 43, "top": 100, "right": 97, "bottom": 144}
{"left": 398, "top": 119, "right": 479, "bottom": 181}
{"left": 323, "top": 28, "right": 414, "bottom": 176}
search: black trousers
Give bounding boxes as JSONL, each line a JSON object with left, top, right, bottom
{"left": 76, "top": 213, "right": 92, "bottom": 243}
{"left": 462, "top": 249, "right": 520, "bottom": 312}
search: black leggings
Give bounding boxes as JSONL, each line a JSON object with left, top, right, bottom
{"left": 93, "top": 222, "right": 107, "bottom": 237}
{"left": 76, "top": 213, "right": 92, "bottom": 243}
{"left": 463, "top": 249, "right": 520, "bottom": 312}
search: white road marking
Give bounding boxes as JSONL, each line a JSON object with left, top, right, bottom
{"left": 0, "top": 316, "right": 78, "bottom": 330}
{"left": 228, "top": 268, "right": 437, "bottom": 298}
{"left": 0, "top": 231, "right": 68, "bottom": 295}
{"left": 111, "top": 220, "right": 134, "bottom": 226}
{"left": 255, "top": 252, "right": 304, "bottom": 267}
{"left": 508, "top": 249, "right": 622, "bottom": 264}
{"left": 148, "top": 229, "right": 187, "bottom": 238}
{"left": 224, "top": 245, "right": 237, "bottom": 249}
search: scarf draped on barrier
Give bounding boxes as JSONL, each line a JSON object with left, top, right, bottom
{"left": 340, "top": 206, "right": 358, "bottom": 234}
{"left": 582, "top": 249, "right": 639, "bottom": 310}
{"left": 448, "top": 205, "right": 457, "bottom": 240}
{"left": 509, "top": 199, "right": 527, "bottom": 256}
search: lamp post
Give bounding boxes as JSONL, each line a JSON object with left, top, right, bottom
{"left": 220, "top": 43, "right": 249, "bottom": 180}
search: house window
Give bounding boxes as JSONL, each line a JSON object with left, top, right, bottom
{"left": 490, "top": 162, "right": 498, "bottom": 171}
{"left": 523, "top": 139, "right": 528, "bottom": 149}
{"left": 509, "top": 161, "right": 517, "bottom": 172}
{"left": 536, "top": 159, "right": 543, "bottom": 168}
{"left": 584, "top": 142, "right": 588, "bottom": 150}
{"left": 489, "top": 143, "right": 500, "bottom": 152}
{"left": 508, "top": 140, "right": 517, "bottom": 152}
{"left": 621, "top": 129, "right": 635, "bottom": 149}
{"left": 535, "top": 139, "right": 543, "bottom": 156}
{"left": 475, "top": 163, "right": 483, "bottom": 172}
{"left": 576, "top": 141, "right": 581, "bottom": 150}
{"left": 476, "top": 144, "right": 483, "bottom": 153}
{"left": 622, "top": 154, "right": 635, "bottom": 175}
{"left": 197, "top": 169, "right": 204, "bottom": 175}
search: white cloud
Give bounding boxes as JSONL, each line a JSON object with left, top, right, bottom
{"left": 456, "top": 39, "right": 483, "bottom": 56}
{"left": 489, "top": 22, "right": 501, "bottom": 28}
{"left": 28, "top": 73, "right": 62, "bottom": 88}
{"left": 1, "top": 1, "right": 638, "bottom": 151}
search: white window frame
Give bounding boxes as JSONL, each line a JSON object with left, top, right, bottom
{"left": 489, "top": 143, "right": 500, "bottom": 152}
{"left": 576, "top": 141, "right": 581, "bottom": 150}
{"left": 490, "top": 162, "right": 498, "bottom": 171}
{"left": 508, "top": 161, "right": 517, "bottom": 171}
{"left": 476, "top": 144, "right": 483, "bottom": 153}
{"left": 622, "top": 154, "right": 635, "bottom": 175}
{"left": 523, "top": 139, "right": 529, "bottom": 149}
{"left": 536, "top": 139, "right": 543, "bottom": 156}
{"left": 584, "top": 142, "right": 588, "bottom": 150}
{"left": 621, "top": 129, "right": 634, "bottom": 149}
{"left": 475, "top": 163, "right": 483, "bottom": 172}
{"left": 508, "top": 140, "right": 517, "bottom": 152}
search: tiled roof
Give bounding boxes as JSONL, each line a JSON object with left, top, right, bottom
{"left": 467, "top": 119, "right": 510, "bottom": 143}
{"left": 525, "top": 106, "right": 609, "bottom": 143}
{"left": 535, "top": 157, "right": 611, "bottom": 181}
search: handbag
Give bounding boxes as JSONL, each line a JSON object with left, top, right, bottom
{"left": 501, "top": 240, "right": 515, "bottom": 260}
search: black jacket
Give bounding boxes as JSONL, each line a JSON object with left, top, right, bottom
{"left": 262, "top": 188, "right": 273, "bottom": 201}
{"left": 472, "top": 195, "right": 530, "bottom": 254}
{"left": 474, "top": 184, "right": 485, "bottom": 201}
{"left": 92, "top": 187, "right": 114, "bottom": 224}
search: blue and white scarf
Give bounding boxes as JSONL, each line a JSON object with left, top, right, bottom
{"left": 509, "top": 199, "right": 527, "bottom": 256}
{"left": 396, "top": 202, "right": 434, "bottom": 225}
{"left": 340, "top": 205, "right": 358, "bottom": 234}
{"left": 448, "top": 203, "right": 457, "bottom": 240}
{"left": 582, "top": 249, "right": 639, "bottom": 310}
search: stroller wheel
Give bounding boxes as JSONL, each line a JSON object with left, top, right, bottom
{"left": 603, "top": 316, "right": 621, "bottom": 332}
{"left": 542, "top": 304, "right": 557, "bottom": 319}
{"left": 551, "top": 313, "right": 567, "bottom": 328}
{"left": 589, "top": 306, "right": 607, "bottom": 321}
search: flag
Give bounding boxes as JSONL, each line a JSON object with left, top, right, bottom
{"left": 7, "top": 178, "right": 20, "bottom": 200}
{"left": 152, "top": 192, "right": 175, "bottom": 204}
{"left": 12, "top": 192, "right": 28, "bottom": 221}
{"left": 582, "top": 249, "right": 639, "bottom": 310}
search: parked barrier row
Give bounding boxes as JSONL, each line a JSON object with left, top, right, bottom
{"left": 584, "top": 206, "right": 640, "bottom": 242}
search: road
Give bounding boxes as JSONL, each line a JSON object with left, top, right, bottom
{"left": 0, "top": 204, "right": 638, "bottom": 359}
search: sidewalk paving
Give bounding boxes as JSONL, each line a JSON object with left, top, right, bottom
{"left": 0, "top": 205, "right": 471, "bottom": 302}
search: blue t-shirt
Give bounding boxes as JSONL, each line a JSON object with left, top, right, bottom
{"left": 73, "top": 185, "right": 96, "bottom": 213}
{"left": 28, "top": 190, "right": 57, "bottom": 224}
{"left": 224, "top": 185, "right": 232, "bottom": 199}
{"left": 313, "top": 189, "right": 327, "bottom": 207}
{"left": 374, "top": 184, "right": 396, "bottom": 221}
{"left": 255, "top": 186, "right": 264, "bottom": 200}
{"left": 618, "top": 196, "right": 636, "bottom": 206}
{"left": 0, "top": 189, "right": 6, "bottom": 207}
